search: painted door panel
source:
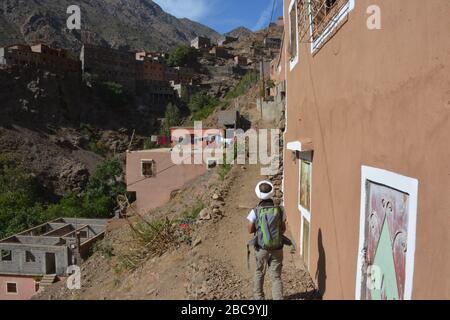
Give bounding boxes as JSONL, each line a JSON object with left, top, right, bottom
{"left": 364, "top": 182, "right": 409, "bottom": 300}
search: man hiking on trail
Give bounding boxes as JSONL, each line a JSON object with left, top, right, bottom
{"left": 247, "top": 180, "right": 287, "bottom": 300}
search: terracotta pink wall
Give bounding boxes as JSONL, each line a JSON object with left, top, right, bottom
{"left": 0, "top": 275, "right": 38, "bottom": 300}
{"left": 282, "top": 0, "right": 450, "bottom": 299}
{"left": 126, "top": 150, "right": 208, "bottom": 214}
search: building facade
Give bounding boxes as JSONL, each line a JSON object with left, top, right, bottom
{"left": 218, "top": 36, "right": 238, "bottom": 46}
{"left": 234, "top": 55, "right": 248, "bottom": 66}
{"left": 126, "top": 149, "right": 210, "bottom": 215}
{"left": 264, "top": 37, "right": 282, "bottom": 50}
{"left": 136, "top": 56, "right": 165, "bottom": 82}
{"left": 0, "top": 44, "right": 80, "bottom": 75}
{"left": 127, "top": 127, "right": 226, "bottom": 214}
{"left": 80, "top": 44, "right": 136, "bottom": 93}
{"left": 209, "top": 46, "right": 230, "bottom": 59}
{"left": 281, "top": 0, "right": 450, "bottom": 300}
{"left": 191, "top": 36, "right": 211, "bottom": 50}
{"left": 0, "top": 218, "right": 107, "bottom": 300}
{"left": 165, "top": 66, "right": 194, "bottom": 85}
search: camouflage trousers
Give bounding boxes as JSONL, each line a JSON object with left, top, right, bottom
{"left": 254, "top": 248, "right": 283, "bottom": 300}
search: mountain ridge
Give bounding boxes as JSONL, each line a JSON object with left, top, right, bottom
{"left": 225, "top": 26, "right": 254, "bottom": 40}
{"left": 0, "top": 0, "right": 221, "bottom": 52}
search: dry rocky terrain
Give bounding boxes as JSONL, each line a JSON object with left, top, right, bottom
{"left": 35, "top": 84, "right": 318, "bottom": 300}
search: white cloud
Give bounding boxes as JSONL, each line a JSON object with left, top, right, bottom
{"left": 253, "top": 0, "right": 279, "bottom": 31}
{"left": 153, "top": 0, "right": 213, "bottom": 21}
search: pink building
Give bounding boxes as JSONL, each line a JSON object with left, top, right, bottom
{"left": 126, "top": 149, "right": 215, "bottom": 215}
{"left": 0, "top": 275, "right": 39, "bottom": 300}
{"left": 127, "top": 127, "right": 227, "bottom": 214}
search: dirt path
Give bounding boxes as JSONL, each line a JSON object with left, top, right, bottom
{"left": 188, "top": 123, "right": 317, "bottom": 300}
{"left": 37, "top": 91, "right": 317, "bottom": 301}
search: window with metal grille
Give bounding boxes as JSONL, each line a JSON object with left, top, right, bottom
{"left": 311, "top": 0, "right": 349, "bottom": 40}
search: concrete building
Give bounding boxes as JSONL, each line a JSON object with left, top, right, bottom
{"left": 218, "top": 36, "right": 238, "bottom": 46}
{"left": 234, "top": 55, "right": 248, "bottom": 66}
{"left": 165, "top": 66, "right": 194, "bottom": 85}
{"left": 170, "top": 81, "right": 196, "bottom": 101}
{"left": 264, "top": 37, "right": 282, "bottom": 50}
{"left": 281, "top": 0, "right": 450, "bottom": 300}
{"left": 80, "top": 44, "right": 136, "bottom": 93}
{"left": 136, "top": 80, "right": 175, "bottom": 104}
{"left": 257, "top": 41, "right": 286, "bottom": 123}
{"left": 218, "top": 110, "right": 242, "bottom": 130}
{"left": 127, "top": 127, "right": 226, "bottom": 214}
{"left": 209, "top": 46, "right": 230, "bottom": 59}
{"left": 136, "top": 51, "right": 167, "bottom": 63}
{"left": 276, "top": 16, "right": 284, "bottom": 27}
{"left": 0, "top": 43, "right": 80, "bottom": 75}
{"left": 126, "top": 149, "right": 212, "bottom": 215}
{"left": 136, "top": 53, "right": 165, "bottom": 82}
{"left": 190, "top": 36, "right": 211, "bottom": 50}
{"left": 0, "top": 218, "right": 107, "bottom": 300}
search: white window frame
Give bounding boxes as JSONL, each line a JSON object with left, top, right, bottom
{"left": 6, "top": 282, "right": 18, "bottom": 295}
{"left": 141, "top": 159, "right": 155, "bottom": 178}
{"left": 298, "top": 156, "right": 312, "bottom": 267}
{"left": 289, "top": 0, "right": 299, "bottom": 71}
{"left": 355, "top": 166, "right": 419, "bottom": 300}
{"left": 309, "top": 0, "right": 355, "bottom": 54}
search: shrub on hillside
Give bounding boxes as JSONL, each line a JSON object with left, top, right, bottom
{"left": 225, "top": 71, "right": 259, "bottom": 100}
{"left": 188, "top": 93, "right": 220, "bottom": 121}
{"left": 161, "top": 103, "right": 181, "bottom": 135}
{"left": 96, "top": 81, "right": 131, "bottom": 108}
{"left": 167, "top": 45, "right": 198, "bottom": 68}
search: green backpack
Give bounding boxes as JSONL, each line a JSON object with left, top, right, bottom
{"left": 255, "top": 206, "right": 283, "bottom": 251}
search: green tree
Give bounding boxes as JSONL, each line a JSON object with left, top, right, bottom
{"left": 83, "top": 159, "right": 126, "bottom": 218}
{"left": 187, "top": 93, "right": 220, "bottom": 121}
{"left": 161, "top": 103, "right": 181, "bottom": 135}
{"left": 45, "top": 193, "right": 85, "bottom": 219}
{"left": 225, "top": 71, "right": 259, "bottom": 100}
{"left": 167, "top": 45, "right": 198, "bottom": 67}
{"left": 46, "top": 160, "right": 126, "bottom": 219}
{"left": 0, "top": 154, "right": 47, "bottom": 238}
{"left": 96, "top": 82, "right": 131, "bottom": 108}
{"left": 0, "top": 155, "right": 127, "bottom": 238}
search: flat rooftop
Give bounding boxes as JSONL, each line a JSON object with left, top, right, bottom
{"left": 0, "top": 218, "right": 108, "bottom": 247}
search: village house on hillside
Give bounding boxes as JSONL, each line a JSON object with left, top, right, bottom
{"left": 0, "top": 43, "right": 80, "bottom": 76}
{"left": 0, "top": 218, "right": 107, "bottom": 300}
{"left": 80, "top": 44, "right": 137, "bottom": 93}
{"left": 126, "top": 127, "right": 225, "bottom": 214}
{"left": 190, "top": 36, "right": 211, "bottom": 50}
{"left": 277, "top": 0, "right": 450, "bottom": 300}
{"left": 218, "top": 36, "right": 238, "bottom": 46}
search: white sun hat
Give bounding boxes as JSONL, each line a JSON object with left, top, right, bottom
{"left": 255, "top": 180, "right": 274, "bottom": 200}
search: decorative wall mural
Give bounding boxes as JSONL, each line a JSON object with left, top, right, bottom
{"left": 356, "top": 167, "right": 418, "bottom": 300}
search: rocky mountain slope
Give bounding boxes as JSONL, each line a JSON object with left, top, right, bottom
{"left": 225, "top": 26, "right": 255, "bottom": 40}
{"left": 0, "top": 65, "right": 153, "bottom": 197}
{"left": 0, "top": 0, "right": 221, "bottom": 52}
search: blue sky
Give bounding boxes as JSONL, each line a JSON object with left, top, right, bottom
{"left": 153, "top": 0, "right": 284, "bottom": 34}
